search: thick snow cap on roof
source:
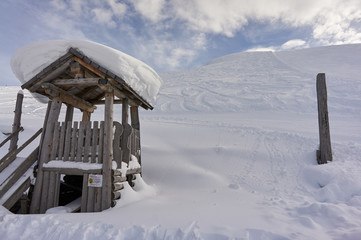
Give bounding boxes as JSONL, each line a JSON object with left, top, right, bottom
{"left": 11, "top": 40, "right": 162, "bottom": 103}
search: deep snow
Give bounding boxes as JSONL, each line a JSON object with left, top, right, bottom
{"left": 1, "top": 44, "right": 361, "bottom": 239}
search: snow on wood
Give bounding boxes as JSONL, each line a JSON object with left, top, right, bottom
{"left": 11, "top": 40, "right": 162, "bottom": 103}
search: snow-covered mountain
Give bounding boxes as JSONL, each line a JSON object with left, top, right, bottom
{"left": 1, "top": 44, "right": 361, "bottom": 240}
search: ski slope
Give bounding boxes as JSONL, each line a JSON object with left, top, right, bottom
{"left": 1, "top": 44, "right": 361, "bottom": 239}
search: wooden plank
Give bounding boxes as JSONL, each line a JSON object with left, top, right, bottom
{"left": 113, "top": 121, "right": 123, "bottom": 167}
{"left": 0, "top": 127, "right": 24, "bottom": 148}
{"left": 121, "top": 124, "right": 132, "bottom": 165}
{"left": 39, "top": 171, "right": 50, "bottom": 213}
{"left": 50, "top": 122, "right": 60, "bottom": 160}
{"left": 94, "top": 187, "right": 102, "bottom": 212}
{"left": 122, "top": 98, "right": 129, "bottom": 124}
{"left": 112, "top": 183, "right": 124, "bottom": 192}
{"left": 0, "top": 128, "right": 42, "bottom": 173}
{"left": 98, "top": 121, "right": 104, "bottom": 164}
{"left": 9, "top": 92, "right": 23, "bottom": 152}
{"left": 91, "top": 121, "right": 99, "bottom": 163}
{"left": 52, "top": 78, "right": 101, "bottom": 87}
{"left": 53, "top": 172, "right": 60, "bottom": 207}
{"left": 101, "top": 91, "right": 114, "bottom": 210}
{"left": 91, "top": 99, "right": 123, "bottom": 105}
{"left": 316, "top": 73, "right": 332, "bottom": 164}
{"left": 63, "top": 121, "right": 73, "bottom": 161}
{"left": 70, "top": 122, "right": 78, "bottom": 161}
{"left": 81, "top": 174, "right": 88, "bottom": 212}
{"left": 41, "top": 83, "right": 96, "bottom": 113}
{"left": 42, "top": 167, "right": 102, "bottom": 175}
{"left": 76, "top": 122, "right": 85, "bottom": 162}
{"left": 87, "top": 185, "right": 95, "bottom": 212}
{"left": 65, "top": 105, "right": 74, "bottom": 124}
{"left": 46, "top": 171, "right": 57, "bottom": 210}
{"left": 3, "top": 177, "right": 31, "bottom": 210}
{"left": 0, "top": 147, "right": 39, "bottom": 199}
{"left": 57, "top": 122, "right": 66, "bottom": 160}
{"left": 30, "top": 97, "right": 63, "bottom": 214}
{"left": 83, "top": 121, "right": 92, "bottom": 162}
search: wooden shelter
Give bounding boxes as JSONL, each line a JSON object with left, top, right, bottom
{"left": 18, "top": 47, "right": 153, "bottom": 214}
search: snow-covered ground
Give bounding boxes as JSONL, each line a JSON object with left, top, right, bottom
{"left": 1, "top": 44, "right": 361, "bottom": 239}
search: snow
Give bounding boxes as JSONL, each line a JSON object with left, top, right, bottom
{"left": 10, "top": 40, "right": 162, "bottom": 103}
{"left": 1, "top": 44, "right": 361, "bottom": 239}
{"left": 43, "top": 160, "right": 102, "bottom": 170}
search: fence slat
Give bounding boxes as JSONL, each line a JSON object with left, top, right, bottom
{"left": 57, "top": 122, "right": 66, "bottom": 160}
{"left": 76, "top": 121, "right": 85, "bottom": 162}
{"left": 63, "top": 121, "right": 72, "bottom": 161}
{"left": 83, "top": 121, "right": 92, "bottom": 162}
{"left": 91, "top": 121, "right": 99, "bottom": 163}
{"left": 70, "top": 122, "right": 78, "bottom": 161}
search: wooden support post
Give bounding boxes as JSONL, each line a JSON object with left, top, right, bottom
{"left": 30, "top": 97, "right": 63, "bottom": 214}
{"left": 101, "top": 90, "right": 114, "bottom": 210}
{"left": 82, "top": 111, "right": 91, "bottom": 122}
{"left": 316, "top": 73, "right": 332, "bottom": 164}
{"left": 130, "top": 106, "right": 141, "bottom": 166}
{"left": 122, "top": 98, "right": 129, "bottom": 124}
{"left": 9, "top": 91, "right": 24, "bottom": 152}
{"left": 65, "top": 104, "right": 74, "bottom": 124}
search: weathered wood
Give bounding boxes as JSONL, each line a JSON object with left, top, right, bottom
{"left": 65, "top": 105, "right": 74, "bottom": 124}
{"left": 91, "top": 99, "right": 124, "bottom": 105}
{"left": 83, "top": 121, "right": 92, "bottom": 162}
{"left": 70, "top": 122, "right": 78, "bottom": 161}
{"left": 53, "top": 172, "right": 60, "bottom": 207}
{"left": 0, "top": 127, "right": 24, "bottom": 148}
{"left": 112, "top": 191, "right": 121, "bottom": 200}
{"left": 76, "top": 121, "right": 85, "bottom": 162}
{"left": 121, "top": 124, "right": 132, "bottom": 165}
{"left": 91, "top": 121, "right": 99, "bottom": 163}
{"left": 122, "top": 98, "right": 129, "bottom": 124}
{"left": 42, "top": 167, "right": 102, "bottom": 175}
{"left": 50, "top": 122, "right": 60, "bottom": 160}
{"left": 0, "top": 147, "right": 39, "bottom": 199}
{"left": 41, "top": 83, "right": 96, "bottom": 113}
{"left": 113, "top": 121, "right": 123, "bottom": 167}
{"left": 94, "top": 187, "right": 102, "bottom": 212}
{"left": 3, "top": 177, "right": 31, "bottom": 210}
{"left": 316, "top": 73, "right": 332, "bottom": 164}
{"left": 130, "top": 106, "right": 140, "bottom": 130}
{"left": 98, "top": 121, "right": 104, "bottom": 164}
{"left": 9, "top": 91, "right": 23, "bottom": 152}
{"left": 53, "top": 78, "right": 101, "bottom": 87}
{"left": 82, "top": 111, "right": 91, "bottom": 122}
{"left": 30, "top": 97, "right": 63, "bottom": 214}
{"left": 46, "top": 171, "right": 57, "bottom": 210}
{"left": 57, "top": 122, "right": 66, "bottom": 160}
{"left": 101, "top": 91, "right": 114, "bottom": 210}
{"left": 63, "top": 121, "right": 72, "bottom": 161}
{"left": 39, "top": 171, "right": 50, "bottom": 213}
{"left": 0, "top": 128, "right": 42, "bottom": 173}
{"left": 112, "top": 183, "right": 124, "bottom": 191}
{"left": 112, "top": 175, "right": 127, "bottom": 183}
{"left": 87, "top": 185, "right": 95, "bottom": 212}
{"left": 81, "top": 173, "right": 88, "bottom": 212}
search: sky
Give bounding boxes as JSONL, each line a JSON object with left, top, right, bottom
{"left": 0, "top": 0, "right": 361, "bottom": 85}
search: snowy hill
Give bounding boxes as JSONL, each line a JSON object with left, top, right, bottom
{"left": 1, "top": 44, "right": 361, "bottom": 239}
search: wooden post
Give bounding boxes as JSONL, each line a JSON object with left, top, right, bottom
{"left": 101, "top": 90, "right": 114, "bottom": 210}
{"left": 9, "top": 91, "right": 24, "bottom": 152}
{"left": 65, "top": 104, "right": 74, "bottom": 123}
{"left": 122, "top": 98, "right": 129, "bottom": 124}
{"left": 316, "top": 73, "right": 332, "bottom": 164}
{"left": 30, "top": 97, "right": 63, "bottom": 213}
{"left": 82, "top": 111, "right": 91, "bottom": 122}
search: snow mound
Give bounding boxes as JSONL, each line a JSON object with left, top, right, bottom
{"left": 10, "top": 40, "right": 162, "bottom": 103}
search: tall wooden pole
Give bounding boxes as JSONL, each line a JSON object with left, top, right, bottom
{"left": 316, "top": 73, "right": 332, "bottom": 164}
{"left": 101, "top": 90, "right": 114, "bottom": 210}
{"left": 30, "top": 97, "right": 62, "bottom": 213}
{"left": 9, "top": 91, "right": 24, "bottom": 152}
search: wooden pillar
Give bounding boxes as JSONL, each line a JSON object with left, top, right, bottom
{"left": 65, "top": 104, "right": 74, "bottom": 123}
{"left": 30, "top": 97, "right": 63, "bottom": 214}
{"left": 101, "top": 90, "right": 114, "bottom": 210}
{"left": 122, "top": 98, "right": 129, "bottom": 124}
{"left": 9, "top": 91, "right": 24, "bottom": 152}
{"left": 316, "top": 73, "right": 332, "bottom": 164}
{"left": 82, "top": 111, "right": 91, "bottom": 122}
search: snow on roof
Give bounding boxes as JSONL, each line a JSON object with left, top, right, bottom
{"left": 11, "top": 40, "right": 162, "bottom": 103}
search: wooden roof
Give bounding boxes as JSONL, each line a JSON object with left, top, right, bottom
{"left": 21, "top": 48, "right": 153, "bottom": 111}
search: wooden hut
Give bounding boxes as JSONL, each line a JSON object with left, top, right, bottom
{"left": 18, "top": 47, "right": 154, "bottom": 214}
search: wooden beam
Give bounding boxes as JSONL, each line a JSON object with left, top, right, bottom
{"left": 91, "top": 99, "right": 123, "bottom": 105}
{"left": 41, "top": 83, "right": 96, "bottom": 113}
{"left": 52, "top": 78, "right": 100, "bottom": 87}
{"left": 3, "top": 177, "right": 31, "bottom": 210}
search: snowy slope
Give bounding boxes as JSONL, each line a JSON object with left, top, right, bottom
{"left": 1, "top": 44, "right": 361, "bottom": 239}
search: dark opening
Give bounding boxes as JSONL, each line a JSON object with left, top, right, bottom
{"left": 59, "top": 175, "right": 83, "bottom": 207}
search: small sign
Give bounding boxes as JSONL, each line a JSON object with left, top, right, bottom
{"left": 88, "top": 174, "right": 103, "bottom": 187}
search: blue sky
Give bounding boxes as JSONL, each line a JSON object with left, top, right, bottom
{"left": 1, "top": 0, "right": 361, "bottom": 85}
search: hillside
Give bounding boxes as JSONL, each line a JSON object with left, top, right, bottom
{"left": 1, "top": 44, "right": 361, "bottom": 239}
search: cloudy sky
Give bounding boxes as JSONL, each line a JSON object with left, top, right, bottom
{"left": 1, "top": 0, "right": 361, "bottom": 85}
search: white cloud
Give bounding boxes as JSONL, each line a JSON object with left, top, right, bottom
{"left": 92, "top": 8, "right": 116, "bottom": 28}
{"left": 131, "top": 0, "right": 166, "bottom": 22}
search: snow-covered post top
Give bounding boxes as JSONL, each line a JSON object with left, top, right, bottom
{"left": 11, "top": 40, "right": 163, "bottom": 103}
